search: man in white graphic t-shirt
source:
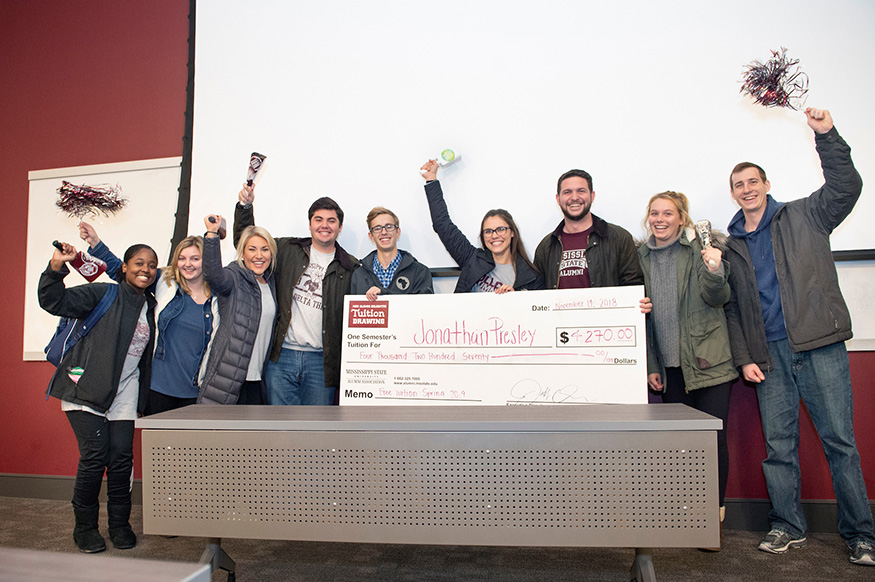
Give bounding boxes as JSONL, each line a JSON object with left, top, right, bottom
{"left": 235, "top": 185, "right": 359, "bottom": 405}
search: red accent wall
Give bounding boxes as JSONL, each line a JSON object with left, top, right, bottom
{"left": 0, "top": 0, "right": 189, "bottom": 478}
{"left": 725, "top": 352, "right": 875, "bottom": 499}
{"left": 0, "top": 1, "right": 872, "bottom": 501}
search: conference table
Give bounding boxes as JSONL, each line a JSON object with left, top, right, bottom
{"left": 137, "top": 404, "right": 720, "bottom": 582}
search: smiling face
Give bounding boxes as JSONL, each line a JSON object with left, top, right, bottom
{"left": 556, "top": 176, "right": 595, "bottom": 222}
{"left": 309, "top": 209, "right": 342, "bottom": 251}
{"left": 730, "top": 167, "right": 770, "bottom": 216}
{"left": 242, "top": 235, "right": 271, "bottom": 277}
{"left": 648, "top": 197, "right": 683, "bottom": 246}
{"left": 122, "top": 248, "right": 158, "bottom": 291}
{"left": 177, "top": 245, "right": 203, "bottom": 283}
{"left": 481, "top": 215, "right": 514, "bottom": 259}
{"left": 367, "top": 213, "right": 400, "bottom": 254}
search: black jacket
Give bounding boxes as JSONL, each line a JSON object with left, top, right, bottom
{"left": 38, "top": 264, "right": 156, "bottom": 414}
{"left": 534, "top": 215, "right": 643, "bottom": 289}
{"left": 723, "top": 127, "right": 860, "bottom": 370}
{"left": 424, "top": 180, "right": 544, "bottom": 293}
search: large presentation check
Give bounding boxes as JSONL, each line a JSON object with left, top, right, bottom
{"left": 339, "top": 286, "right": 647, "bottom": 406}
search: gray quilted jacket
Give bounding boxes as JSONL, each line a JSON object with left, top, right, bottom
{"left": 198, "top": 235, "right": 276, "bottom": 405}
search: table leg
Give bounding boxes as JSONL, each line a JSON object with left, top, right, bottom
{"left": 630, "top": 547, "right": 656, "bottom": 582}
{"left": 199, "top": 537, "right": 236, "bottom": 581}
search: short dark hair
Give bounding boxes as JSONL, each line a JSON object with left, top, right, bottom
{"left": 729, "top": 162, "right": 767, "bottom": 187}
{"left": 557, "top": 169, "right": 593, "bottom": 194}
{"left": 123, "top": 243, "right": 157, "bottom": 263}
{"left": 308, "top": 197, "right": 344, "bottom": 224}
{"left": 117, "top": 244, "right": 157, "bottom": 283}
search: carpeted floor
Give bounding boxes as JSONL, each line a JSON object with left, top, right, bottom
{"left": 0, "top": 496, "right": 871, "bottom": 581}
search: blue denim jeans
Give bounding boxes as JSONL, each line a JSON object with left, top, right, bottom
{"left": 265, "top": 348, "right": 336, "bottom": 405}
{"left": 757, "top": 339, "right": 874, "bottom": 543}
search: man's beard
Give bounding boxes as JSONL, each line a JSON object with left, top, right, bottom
{"left": 561, "top": 201, "right": 591, "bottom": 222}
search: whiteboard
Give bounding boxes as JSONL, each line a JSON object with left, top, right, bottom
{"left": 838, "top": 261, "right": 875, "bottom": 351}
{"left": 24, "top": 158, "right": 182, "bottom": 360}
{"left": 190, "top": 0, "right": 875, "bottom": 270}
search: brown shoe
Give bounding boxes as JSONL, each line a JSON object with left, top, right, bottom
{"left": 700, "top": 507, "right": 724, "bottom": 552}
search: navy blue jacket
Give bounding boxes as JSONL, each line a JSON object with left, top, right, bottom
{"left": 351, "top": 250, "right": 434, "bottom": 295}
{"left": 424, "top": 180, "right": 544, "bottom": 293}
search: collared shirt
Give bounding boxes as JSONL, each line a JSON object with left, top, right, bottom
{"left": 373, "top": 252, "right": 401, "bottom": 288}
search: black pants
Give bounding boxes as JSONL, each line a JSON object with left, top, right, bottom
{"left": 661, "top": 367, "right": 732, "bottom": 506}
{"left": 144, "top": 389, "right": 197, "bottom": 416}
{"left": 237, "top": 380, "right": 266, "bottom": 405}
{"left": 65, "top": 411, "right": 134, "bottom": 509}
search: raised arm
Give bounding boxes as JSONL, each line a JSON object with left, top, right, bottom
{"left": 420, "top": 160, "right": 478, "bottom": 267}
{"left": 203, "top": 214, "right": 236, "bottom": 296}
{"left": 38, "top": 242, "right": 105, "bottom": 319}
{"left": 233, "top": 184, "right": 256, "bottom": 247}
{"left": 80, "top": 221, "right": 161, "bottom": 289}
{"left": 805, "top": 108, "right": 863, "bottom": 233}
{"left": 79, "top": 221, "right": 123, "bottom": 280}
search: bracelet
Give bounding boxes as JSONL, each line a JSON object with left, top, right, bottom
{"left": 204, "top": 231, "right": 220, "bottom": 238}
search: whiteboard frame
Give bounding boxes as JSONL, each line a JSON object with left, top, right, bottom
{"left": 24, "top": 157, "right": 182, "bottom": 360}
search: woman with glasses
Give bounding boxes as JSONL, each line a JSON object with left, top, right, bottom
{"left": 351, "top": 206, "right": 434, "bottom": 299}
{"left": 420, "top": 159, "right": 543, "bottom": 293}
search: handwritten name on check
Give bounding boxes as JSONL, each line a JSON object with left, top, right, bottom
{"left": 340, "top": 286, "right": 647, "bottom": 406}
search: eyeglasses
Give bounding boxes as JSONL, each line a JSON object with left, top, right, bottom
{"left": 482, "top": 226, "right": 510, "bottom": 236}
{"left": 369, "top": 224, "right": 398, "bottom": 234}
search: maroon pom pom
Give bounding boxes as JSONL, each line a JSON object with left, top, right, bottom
{"left": 55, "top": 181, "right": 128, "bottom": 218}
{"left": 740, "top": 47, "right": 809, "bottom": 110}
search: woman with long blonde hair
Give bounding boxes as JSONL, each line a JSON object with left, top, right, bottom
{"left": 79, "top": 224, "right": 220, "bottom": 414}
{"left": 198, "top": 217, "right": 277, "bottom": 405}
{"left": 638, "top": 191, "right": 737, "bottom": 548}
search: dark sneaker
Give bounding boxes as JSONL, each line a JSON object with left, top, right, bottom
{"left": 848, "top": 540, "right": 875, "bottom": 566}
{"left": 757, "top": 529, "right": 807, "bottom": 554}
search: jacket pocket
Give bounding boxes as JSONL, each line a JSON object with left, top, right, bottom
{"left": 689, "top": 320, "right": 732, "bottom": 371}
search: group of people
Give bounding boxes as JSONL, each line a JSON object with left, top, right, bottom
{"left": 38, "top": 107, "right": 873, "bottom": 566}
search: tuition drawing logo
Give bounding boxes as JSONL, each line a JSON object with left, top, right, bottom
{"left": 348, "top": 301, "right": 389, "bottom": 328}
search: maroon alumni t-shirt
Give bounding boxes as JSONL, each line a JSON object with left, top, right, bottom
{"left": 558, "top": 227, "right": 592, "bottom": 289}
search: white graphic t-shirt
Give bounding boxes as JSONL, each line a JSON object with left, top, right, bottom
{"left": 284, "top": 246, "right": 335, "bottom": 351}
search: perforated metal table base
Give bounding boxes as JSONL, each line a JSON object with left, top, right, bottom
{"left": 138, "top": 404, "right": 720, "bottom": 581}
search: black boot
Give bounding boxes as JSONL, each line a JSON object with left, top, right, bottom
{"left": 73, "top": 505, "right": 106, "bottom": 553}
{"left": 107, "top": 503, "right": 137, "bottom": 549}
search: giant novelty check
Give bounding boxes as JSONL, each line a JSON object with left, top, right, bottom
{"left": 339, "top": 286, "right": 647, "bottom": 405}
